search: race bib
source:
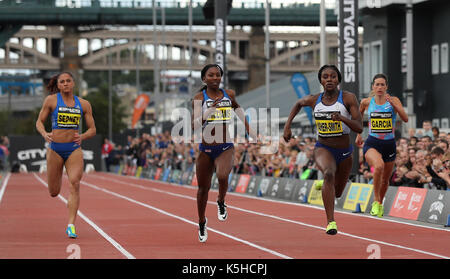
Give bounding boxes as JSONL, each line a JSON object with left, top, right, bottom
{"left": 370, "top": 112, "right": 393, "bottom": 133}
{"left": 314, "top": 111, "right": 343, "bottom": 137}
{"left": 57, "top": 107, "right": 81, "bottom": 128}
{"left": 206, "top": 99, "right": 232, "bottom": 124}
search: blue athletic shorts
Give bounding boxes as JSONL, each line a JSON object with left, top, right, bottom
{"left": 50, "top": 142, "right": 80, "bottom": 161}
{"left": 363, "top": 135, "right": 396, "bottom": 162}
{"left": 315, "top": 141, "right": 354, "bottom": 165}
{"left": 199, "top": 143, "right": 234, "bottom": 161}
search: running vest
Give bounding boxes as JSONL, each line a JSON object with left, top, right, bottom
{"left": 313, "top": 90, "right": 351, "bottom": 137}
{"left": 51, "top": 92, "right": 83, "bottom": 130}
{"left": 202, "top": 89, "right": 232, "bottom": 125}
{"left": 367, "top": 96, "right": 396, "bottom": 140}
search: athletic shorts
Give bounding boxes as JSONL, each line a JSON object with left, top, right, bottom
{"left": 315, "top": 141, "right": 354, "bottom": 165}
{"left": 363, "top": 135, "right": 396, "bottom": 162}
{"left": 50, "top": 142, "right": 80, "bottom": 162}
{"left": 199, "top": 143, "right": 234, "bottom": 161}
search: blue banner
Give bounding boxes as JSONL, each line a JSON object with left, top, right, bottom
{"left": 290, "top": 73, "right": 313, "bottom": 126}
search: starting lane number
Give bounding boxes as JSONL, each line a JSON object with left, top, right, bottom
{"left": 367, "top": 244, "right": 381, "bottom": 259}
{"left": 66, "top": 244, "right": 81, "bottom": 259}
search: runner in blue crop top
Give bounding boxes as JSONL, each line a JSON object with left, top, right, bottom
{"left": 36, "top": 72, "right": 96, "bottom": 239}
{"left": 356, "top": 74, "right": 408, "bottom": 218}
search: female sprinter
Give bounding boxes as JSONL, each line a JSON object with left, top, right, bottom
{"left": 36, "top": 72, "right": 96, "bottom": 238}
{"left": 283, "top": 65, "right": 363, "bottom": 235}
{"left": 192, "top": 64, "right": 254, "bottom": 242}
{"left": 355, "top": 74, "right": 408, "bottom": 217}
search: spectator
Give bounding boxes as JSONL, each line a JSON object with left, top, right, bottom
{"left": 102, "top": 138, "right": 113, "bottom": 172}
{"left": 437, "top": 139, "right": 448, "bottom": 154}
{"left": 432, "top": 126, "right": 440, "bottom": 140}
{"left": 416, "top": 120, "right": 433, "bottom": 139}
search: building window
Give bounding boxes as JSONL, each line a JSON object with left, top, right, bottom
{"left": 431, "top": 44, "right": 440, "bottom": 75}
{"left": 363, "top": 43, "right": 371, "bottom": 94}
{"left": 362, "top": 40, "right": 383, "bottom": 96}
{"left": 441, "top": 43, "right": 448, "bottom": 74}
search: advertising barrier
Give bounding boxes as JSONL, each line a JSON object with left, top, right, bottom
{"left": 9, "top": 135, "right": 101, "bottom": 172}
{"left": 111, "top": 164, "right": 450, "bottom": 226}
{"left": 343, "top": 183, "right": 374, "bottom": 212}
{"left": 389, "top": 187, "right": 427, "bottom": 220}
{"left": 235, "top": 174, "right": 251, "bottom": 193}
{"left": 417, "top": 190, "right": 450, "bottom": 225}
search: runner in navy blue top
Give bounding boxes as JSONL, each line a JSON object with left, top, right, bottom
{"left": 191, "top": 64, "right": 255, "bottom": 243}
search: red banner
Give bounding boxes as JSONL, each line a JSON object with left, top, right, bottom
{"left": 191, "top": 173, "right": 198, "bottom": 186}
{"left": 131, "top": 94, "right": 150, "bottom": 129}
{"left": 389, "top": 187, "right": 428, "bottom": 220}
{"left": 235, "top": 174, "right": 251, "bottom": 193}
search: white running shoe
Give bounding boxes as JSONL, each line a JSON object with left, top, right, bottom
{"left": 217, "top": 200, "right": 228, "bottom": 221}
{"left": 198, "top": 218, "right": 208, "bottom": 243}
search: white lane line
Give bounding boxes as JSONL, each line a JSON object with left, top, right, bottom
{"left": 33, "top": 173, "right": 135, "bottom": 259}
{"left": 79, "top": 179, "right": 292, "bottom": 259}
{"left": 100, "top": 172, "right": 450, "bottom": 232}
{"left": 91, "top": 174, "right": 450, "bottom": 259}
{"left": 0, "top": 173, "right": 11, "bottom": 206}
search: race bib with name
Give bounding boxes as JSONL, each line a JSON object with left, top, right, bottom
{"left": 370, "top": 112, "right": 393, "bottom": 133}
{"left": 314, "top": 111, "right": 343, "bottom": 137}
{"left": 205, "top": 99, "right": 232, "bottom": 124}
{"left": 57, "top": 107, "right": 81, "bottom": 128}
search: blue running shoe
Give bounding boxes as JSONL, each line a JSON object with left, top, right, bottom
{"left": 66, "top": 225, "right": 77, "bottom": 238}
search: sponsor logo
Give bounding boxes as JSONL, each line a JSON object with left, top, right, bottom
{"left": 343, "top": 183, "right": 373, "bottom": 212}
{"left": 389, "top": 187, "right": 427, "bottom": 220}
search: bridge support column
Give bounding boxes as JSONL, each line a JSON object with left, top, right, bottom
{"left": 247, "top": 26, "right": 266, "bottom": 92}
{"left": 61, "top": 26, "right": 81, "bottom": 91}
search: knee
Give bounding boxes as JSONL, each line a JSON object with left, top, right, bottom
{"left": 197, "top": 186, "right": 209, "bottom": 196}
{"left": 373, "top": 163, "right": 384, "bottom": 174}
{"left": 323, "top": 169, "right": 335, "bottom": 182}
{"left": 69, "top": 181, "right": 80, "bottom": 193}
{"left": 216, "top": 173, "right": 229, "bottom": 184}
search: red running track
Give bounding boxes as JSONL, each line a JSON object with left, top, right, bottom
{"left": 0, "top": 172, "right": 449, "bottom": 259}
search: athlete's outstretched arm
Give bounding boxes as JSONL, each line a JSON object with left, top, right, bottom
{"left": 283, "top": 94, "right": 316, "bottom": 142}
{"left": 355, "top": 98, "right": 369, "bottom": 146}
{"left": 79, "top": 99, "right": 96, "bottom": 144}
{"left": 336, "top": 92, "right": 363, "bottom": 134}
{"left": 227, "top": 89, "right": 257, "bottom": 141}
{"left": 387, "top": 95, "right": 408, "bottom": 123}
{"left": 36, "top": 95, "right": 54, "bottom": 143}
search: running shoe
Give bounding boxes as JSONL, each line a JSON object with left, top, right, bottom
{"left": 370, "top": 201, "right": 380, "bottom": 216}
{"left": 198, "top": 218, "right": 208, "bottom": 243}
{"left": 377, "top": 204, "right": 384, "bottom": 218}
{"left": 326, "top": 221, "right": 338, "bottom": 235}
{"left": 217, "top": 200, "right": 228, "bottom": 221}
{"left": 66, "top": 224, "right": 77, "bottom": 239}
{"left": 314, "top": 180, "right": 324, "bottom": 190}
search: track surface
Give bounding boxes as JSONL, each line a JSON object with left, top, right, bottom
{"left": 0, "top": 172, "right": 449, "bottom": 259}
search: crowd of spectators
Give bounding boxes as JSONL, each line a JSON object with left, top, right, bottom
{"left": 103, "top": 122, "right": 450, "bottom": 191}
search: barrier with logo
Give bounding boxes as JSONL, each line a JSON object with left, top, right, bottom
{"left": 418, "top": 190, "right": 450, "bottom": 224}
{"left": 343, "top": 183, "right": 374, "bottom": 213}
{"left": 389, "top": 187, "right": 427, "bottom": 220}
{"left": 114, "top": 164, "right": 450, "bottom": 226}
{"left": 9, "top": 135, "right": 102, "bottom": 172}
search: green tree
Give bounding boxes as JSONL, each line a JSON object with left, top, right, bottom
{"left": 83, "top": 84, "right": 128, "bottom": 138}
{"left": 83, "top": 70, "right": 154, "bottom": 92}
